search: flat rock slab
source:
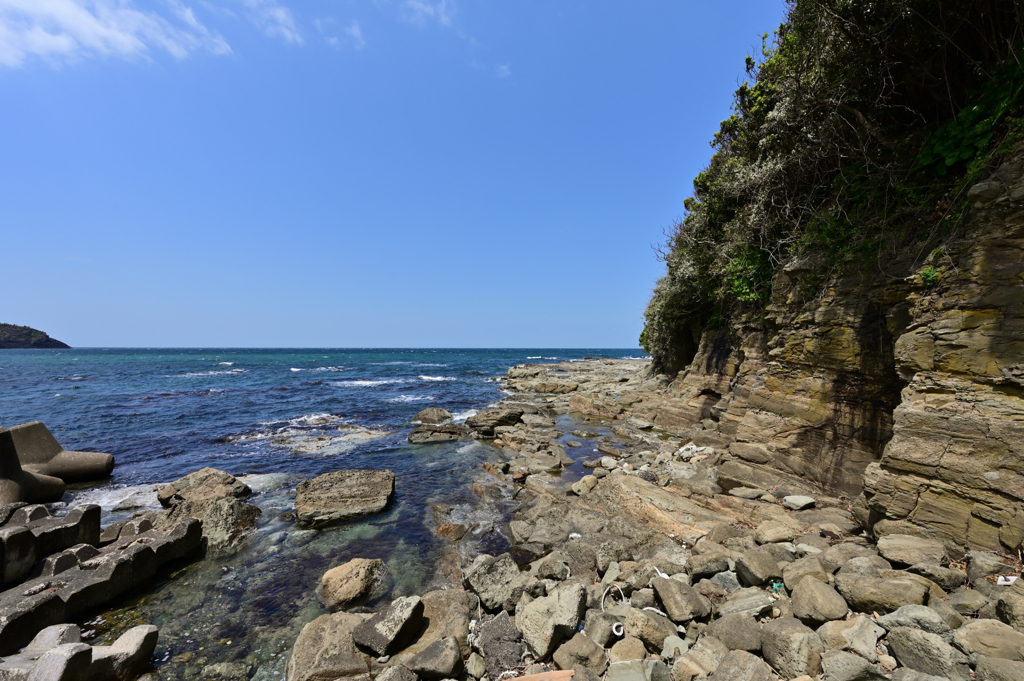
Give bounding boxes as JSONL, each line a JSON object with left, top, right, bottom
{"left": 783, "top": 496, "right": 816, "bottom": 510}
{"left": 877, "top": 535, "right": 945, "bottom": 567}
{"left": 295, "top": 470, "right": 395, "bottom": 529}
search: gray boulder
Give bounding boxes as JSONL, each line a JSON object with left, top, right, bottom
{"left": 976, "top": 656, "right": 1024, "bottom": 681}
{"left": 295, "top": 470, "right": 395, "bottom": 529}
{"left": 624, "top": 607, "right": 676, "bottom": 652}
{"left": 352, "top": 596, "right": 424, "bottom": 656}
{"left": 412, "top": 408, "right": 452, "bottom": 425}
{"left": 707, "top": 649, "right": 771, "bottom": 681}
{"left": 908, "top": 563, "right": 967, "bottom": 590}
{"left": 407, "top": 636, "right": 463, "bottom": 680}
{"left": 553, "top": 632, "right": 607, "bottom": 674}
{"left": 463, "top": 553, "right": 526, "bottom": 611}
{"left": 473, "top": 612, "right": 524, "bottom": 679}
{"left": 783, "top": 555, "right": 830, "bottom": 591}
{"left": 833, "top": 574, "right": 928, "bottom": 613}
{"left": 761, "top": 617, "right": 823, "bottom": 679}
{"left": 875, "top": 604, "right": 952, "bottom": 640}
{"left": 717, "top": 587, "right": 774, "bottom": 617}
{"left": 516, "top": 584, "right": 586, "bottom": 659}
{"left": 734, "top": 549, "right": 782, "bottom": 587}
{"left": 673, "top": 635, "right": 729, "bottom": 679}
{"left": 876, "top": 535, "right": 945, "bottom": 567}
{"left": 704, "top": 613, "right": 761, "bottom": 652}
{"left": 286, "top": 612, "right": 371, "bottom": 681}
{"left": 821, "top": 650, "right": 887, "bottom": 681}
{"left": 685, "top": 553, "right": 730, "bottom": 581}
{"left": 952, "top": 619, "right": 1024, "bottom": 662}
{"left": 816, "top": 616, "right": 884, "bottom": 662}
{"left": 887, "top": 626, "right": 970, "bottom": 681}
{"left": 791, "top": 576, "right": 848, "bottom": 625}
{"left": 652, "top": 577, "right": 711, "bottom": 623}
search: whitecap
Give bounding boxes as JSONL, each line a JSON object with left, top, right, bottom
{"left": 290, "top": 368, "right": 302, "bottom": 372}
{"left": 388, "top": 395, "right": 435, "bottom": 403}
{"left": 419, "top": 376, "right": 456, "bottom": 382}
{"left": 217, "top": 362, "right": 235, "bottom": 366}
{"left": 176, "top": 369, "right": 247, "bottom": 377}
{"left": 69, "top": 484, "right": 161, "bottom": 512}
{"left": 415, "top": 363, "right": 448, "bottom": 367}
{"left": 333, "top": 379, "right": 409, "bottom": 387}
{"left": 310, "top": 366, "right": 345, "bottom": 372}
{"left": 527, "top": 356, "right": 541, "bottom": 359}
{"left": 452, "top": 409, "right": 477, "bottom": 423}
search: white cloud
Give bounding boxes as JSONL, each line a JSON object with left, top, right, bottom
{"left": 401, "top": 0, "right": 451, "bottom": 27}
{"left": 344, "top": 20, "right": 364, "bottom": 50}
{"left": 237, "top": 0, "right": 301, "bottom": 45}
{"left": 0, "top": 0, "right": 231, "bottom": 68}
{"left": 495, "top": 63, "right": 510, "bottom": 78}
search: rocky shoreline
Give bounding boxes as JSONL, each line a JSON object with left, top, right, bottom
{"left": 282, "top": 357, "right": 1024, "bottom": 681}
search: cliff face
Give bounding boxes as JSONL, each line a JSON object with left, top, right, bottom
{"left": 636, "top": 148, "right": 1024, "bottom": 553}
{"left": 0, "top": 324, "right": 70, "bottom": 349}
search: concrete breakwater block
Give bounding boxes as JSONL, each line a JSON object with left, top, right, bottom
{"left": 0, "top": 623, "right": 158, "bottom": 680}
{"left": 0, "top": 517, "right": 201, "bottom": 654}
{"left": 6, "top": 421, "right": 114, "bottom": 483}
{"left": 0, "top": 503, "right": 101, "bottom": 587}
{"left": 0, "top": 429, "right": 65, "bottom": 505}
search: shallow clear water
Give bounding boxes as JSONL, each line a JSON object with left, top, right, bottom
{"left": 0, "top": 348, "right": 640, "bottom": 679}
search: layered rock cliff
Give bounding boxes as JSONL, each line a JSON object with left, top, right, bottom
{"left": 635, "top": 148, "right": 1024, "bottom": 554}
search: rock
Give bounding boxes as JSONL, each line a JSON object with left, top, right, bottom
{"left": 686, "top": 554, "right": 730, "bottom": 581}
{"left": 673, "top": 635, "right": 728, "bottom": 679}
{"left": 729, "top": 487, "right": 764, "bottom": 500}
{"left": 760, "top": 618, "right": 823, "bottom": 679}
{"left": 624, "top": 607, "right": 676, "bottom": 652}
{"left": 997, "top": 588, "right": 1024, "bottom": 633}
{"left": 835, "top": 555, "right": 891, "bottom": 577}
{"left": 652, "top": 577, "right": 711, "bottom": 623}
{"left": 944, "top": 588, "right": 990, "bottom": 614}
{"left": 889, "top": 669, "right": 947, "bottom": 681}
{"left": 91, "top": 624, "right": 160, "bottom": 681}
{"left": 154, "top": 467, "right": 260, "bottom": 550}
{"left": 708, "top": 649, "right": 770, "bottom": 681}
{"left": 717, "top": 587, "right": 774, "bottom": 617}
{"left": 734, "top": 549, "right": 782, "bottom": 587}
{"left": 465, "top": 653, "right": 486, "bottom": 679}
{"left": 876, "top": 535, "right": 945, "bottom": 567}
{"left": 607, "top": 660, "right": 647, "bottom": 681}
{"left": 833, "top": 574, "right": 928, "bottom": 613}
{"left": 516, "top": 583, "right": 586, "bottom": 659}
{"left": 376, "top": 665, "right": 417, "bottom": 681}
{"left": 572, "top": 476, "right": 599, "bottom": 497}
{"left": 466, "top": 409, "right": 524, "bottom": 437}
{"left": 816, "top": 616, "right": 884, "bottom": 662}
{"left": 660, "top": 636, "right": 689, "bottom": 661}
{"left": 463, "top": 553, "right": 526, "bottom": 612}
{"left": 704, "top": 613, "right": 761, "bottom": 652}
{"left": 295, "top": 470, "right": 395, "bottom": 529}
{"left": 792, "top": 576, "right": 848, "bottom": 625}
{"left": 609, "top": 636, "right": 647, "bottom": 663}
{"left": 875, "top": 605, "right": 952, "bottom": 640}
{"left": 907, "top": 563, "right": 967, "bottom": 590}
{"left": 818, "top": 544, "right": 878, "bottom": 574}
{"left": 286, "top": 612, "right": 370, "bottom": 681}
{"left": 761, "top": 542, "right": 795, "bottom": 565}
{"left": 754, "top": 520, "right": 795, "bottom": 544}
{"left": 157, "top": 467, "right": 250, "bottom": 507}
{"left": 928, "top": 598, "right": 966, "bottom": 630}
{"left": 407, "top": 636, "right": 463, "bottom": 680}
{"left": 25, "top": 643, "right": 92, "bottom": 681}
{"left": 821, "top": 650, "right": 887, "bottom": 681}
{"left": 887, "top": 626, "right": 970, "bottom": 681}
{"left": 473, "top": 612, "right": 524, "bottom": 678}
{"left": 967, "top": 551, "right": 1017, "bottom": 596}
{"left": 783, "top": 496, "right": 816, "bottom": 511}
{"left": 351, "top": 596, "right": 423, "bottom": 656}
{"left": 553, "top": 632, "right": 607, "bottom": 674}
{"left": 783, "top": 555, "right": 830, "bottom": 591}
{"left": 976, "top": 656, "right": 1024, "bottom": 681}
{"left": 408, "top": 424, "right": 471, "bottom": 444}
{"left": 407, "top": 589, "right": 476, "bottom": 657}
{"left": 952, "top": 619, "right": 1024, "bottom": 661}
{"left": 413, "top": 408, "right": 452, "bottom": 425}
{"left": 584, "top": 609, "right": 620, "bottom": 648}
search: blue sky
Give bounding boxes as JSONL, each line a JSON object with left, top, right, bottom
{"left": 1, "top": 0, "right": 787, "bottom": 348}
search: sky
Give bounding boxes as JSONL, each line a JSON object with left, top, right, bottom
{"left": 0, "top": 0, "right": 788, "bottom": 348}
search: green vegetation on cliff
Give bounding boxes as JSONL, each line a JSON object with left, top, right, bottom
{"left": 642, "top": 0, "right": 1024, "bottom": 373}
{"left": 0, "top": 324, "right": 70, "bottom": 349}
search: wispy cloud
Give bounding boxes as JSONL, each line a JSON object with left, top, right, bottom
{"left": 0, "top": 0, "right": 231, "bottom": 68}
{"left": 495, "top": 63, "right": 510, "bottom": 78}
{"left": 237, "top": 0, "right": 301, "bottom": 45}
{"left": 314, "top": 16, "right": 363, "bottom": 51}
{"left": 401, "top": 0, "right": 451, "bottom": 28}
{"left": 344, "top": 20, "right": 364, "bottom": 50}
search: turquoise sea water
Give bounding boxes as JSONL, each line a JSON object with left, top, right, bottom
{"left": 0, "top": 348, "right": 641, "bottom": 679}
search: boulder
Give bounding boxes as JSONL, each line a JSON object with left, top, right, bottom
{"left": 875, "top": 605, "right": 952, "bottom": 640}
{"left": 472, "top": 612, "right": 524, "bottom": 678}
{"left": 760, "top": 618, "right": 823, "bottom": 679}
{"left": 660, "top": 635, "right": 689, "bottom": 661}
{"left": 791, "top": 576, "right": 848, "bottom": 626}
{"left": 516, "top": 584, "right": 586, "bottom": 659}
{"left": 608, "top": 636, "right": 647, "bottom": 663}
{"left": 625, "top": 607, "right": 676, "bottom": 652}
{"left": 295, "top": 470, "right": 394, "bottom": 529}
{"left": 319, "top": 558, "right": 387, "bottom": 611}
{"left": 686, "top": 553, "right": 730, "bottom": 581}
{"left": 821, "top": 650, "right": 887, "bottom": 681}
{"left": 376, "top": 666, "right": 417, "bottom": 681}
{"left": 7, "top": 421, "right": 114, "bottom": 483}
{"left": 967, "top": 551, "right": 1017, "bottom": 597}
{"left": 351, "top": 596, "right": 423, "bottom": 656}
{"left": 286, "top": 612, "right": 371, "bottom": 681}
{"left": 466, "top": 409, "right": 524, "bottom": 437}
{"left": 673, "top": 635, "right": 729, "bottom": 679}
{"left": 907, "top": 563, "right": 967, "bottom": 590}
{"left": 783, "top": 496, "right": 816, "bottom": 511}
{"left": 408, "top": 424, "right": 470, "bottom": 444}
{"left": 463, "top": 553, "right": 526, "bottom": 612}
{"left": 717, "top": 587, "right": 775, "bottom": 618}
{"left": 704, "top": 613, "right": 761, "bottom": 652}
{"left": 651, "top": 577, "right": 711, "bottom": 623}
{"left": 997, "top": 588, "right": 1024, "bottom": 633}
{"left": 91, "top": 624, "right": 160, "bottom": 681}
{"left": 412, "top": 408, "right": 452, "bottom": 425}
{"left": 887, "top": 626, "right": 970, "bottom": 681}
{"left": 709, "top": 649, "right": 771, "bottom": 681}
{"left": 976, "top": 656, "right": 1024, "bottom": 681}
{"left": 407, "top": 636, "right": 463, "bottom": 680}
{"left": 816, "top": 616, "right": 884, "bottom": 662}
{"left": 584, "top": 610, "right": 620, "bottom": 648}
{"left": 412, "top": 589, "right": 477, "bottom": 657}
{"left": 876, "top": 535, "right": 945, "bottom": 567}
{"left": 783, "top": 555, "right": 830, "bottom": 591}
{"left": 818, "top": 544, "right": 878, "bottom": 573}
{"left": 734, "top": 549, "right": 782, "bottom": 587}
{"left": 553, "top": 632, "right": 607, "bottom": 674}
{"left": 154, "top": 467, "right": 260, "bottom": 550}
{"left": 952, "top": 619, "right": 1024, "bottom": 662}
{"left": 833, "top": 574, "right": 928, "bottom": 613}
{"left": 755, "top": 520, "right": 796, "bottom": 544}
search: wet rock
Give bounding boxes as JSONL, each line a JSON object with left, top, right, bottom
{"left": 792, "top": 576, "right": 848, "bottom": 626}
{"left": 295, "top": 470, "right": 395, "bottom": 529}
{"left": 760, "top": 618, "right": 823, "bottom": 679}
{"left": 352, "top": 596, "right": 424, "bottom": 656}
{"left": 816, "top": 616, "right": 884, "bottom": 662}
{"left": 473, "top": 612, "right": 524, "bottom": 679}
{"left": 407, "top": 636, "right": 463, "bottom": 680}
{"left": 286, "top": 612, "right": 371, "bottom": 681}
{"left": 876, "top": 535, "right": 945, "bottom": 567}
{"left": 413, "top": 408, "right": 452, "bottom": 425}
{"left": 651, "top": 577, "right": 711, "bottom": 623}
{"left": 319, "top": 558, "right": 387, "bottom": 611}
{"left": 609, "top": 636, "right": 647, "bottom": 663}
{"left": 887, "top": 627, "right": 970, "bottom": 681}
{"left": 711, "top": 649, "right": 771, "bottom": 681}
{"left": 516, "top": 583, "right": 586, "bottom": 659}
{"left": 463, "top": 553, "right": 526, "bottom": 611}
{"left": 704, "top": 613, "right": 761, "bottom": 652}
{"left": 976, "top": 656, "right": 1024, "bottom": 681}
{"left": 952, "top": 619, "right": 1024, "bottom": 661}
{"left": 734, "top": 549, "right": 782, "bottom": 587}
{"left": 408, "top": 425, "right": 471, "bottom": 444}
{"left": 820, "top": 650, "right": 887, "bottom": 681}
{"left": 553, "top": 632, "right": 607, "bottom": 674}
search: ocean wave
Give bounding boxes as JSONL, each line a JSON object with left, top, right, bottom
{"left": 416, "top": 363, "right": 448, "bottom": 367}
{"left": 452, "top": 409, "right": 477, "bottom": 423}
{"left": 388, "top": 395, "right": 436, "bottom": 403}
{"left": 217, "top": 362, "right": 235, "bottom": 366}
{"left": 333, "top": 379, "right": 409, "bottom": 387}
{"left": 419, "top": 376, "right": 456, "bottom": 382}
{"left": 311, "top": 366, "right": 345, "bottom": 372}
{"left": 290, "top": 368, "right": 302, "bottom": 372}
{"left": 527, "top": 356, "right": 541, "bottom": 359}
{"left": 176, "top": 369, "right": 246, "bottom": 377}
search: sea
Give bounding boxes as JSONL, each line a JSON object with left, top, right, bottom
{"left": 0, "top": 348, "right": 643, "bottom": 679}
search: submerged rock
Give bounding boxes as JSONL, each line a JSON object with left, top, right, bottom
{"left": 294, "top": 469, "right": 395, "bottom": 529}
{"left": 412, "top": 408, "right": 453, "bottom": 425}
{"left": 319, "top": 558, "right": 387, "bottom": 611}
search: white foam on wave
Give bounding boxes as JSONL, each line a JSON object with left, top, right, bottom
{"left": 419, "top": 376, "right": 456, "bottom": 382}
{"left": 70, "top": 484, "right": 161, "bottom": 512}
{"left": 217, "top": 362, "right": 235, "bottom": 366}
{"left": 290, "top": 368, "right": 302, "bottom": 372}
{"left": 334, "top": 379, "right": 409, "bottom": 387}
{"left": 176, "top": 369, "right": 246, "bottom": 377}
{"left": 416, "top": 363, "right": 448, "bottom": 367}
{"left": 452, "top": 409, "right": 477, "bottom": 423}
{"left": 388, "top": 395, "right": 435, "bottom": 403}
{"left": 527, "top": 356, "right": 541, "bottom": 359}
{"left": 310, "top": 366, "right": 345, "bottom": 372}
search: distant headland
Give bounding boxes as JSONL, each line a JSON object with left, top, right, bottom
{"left": 0, "top": 323, "right": 70, "bottom": 349}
